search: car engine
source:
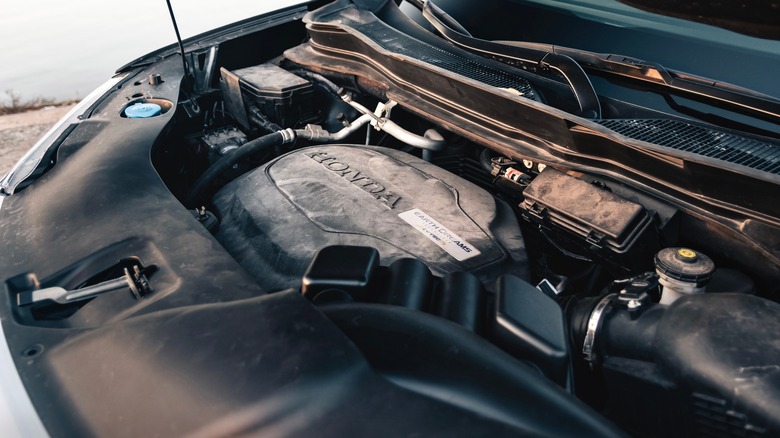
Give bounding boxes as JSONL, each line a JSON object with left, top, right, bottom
{"left": 3, "top": 0, "right": 780, "bottom": 436}
{"left": 212, "top": 144, "right": 528, "bottom": 292}
{"left": 146, "top": 33, "right": 780, "bottom": 432}
{"left": 144, "top": 2, "right": 780, "bottom": 434}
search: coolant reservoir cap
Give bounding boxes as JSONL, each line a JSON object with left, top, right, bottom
{"left": 125, "top": 102, "right": 162, "bottom": 118}
{"left": 655, "top": 247, "right": 715, "bottom": 285}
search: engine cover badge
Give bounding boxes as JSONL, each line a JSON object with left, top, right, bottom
{"left": 399, "top": 208, "right": 481, "bottom": 261}
{"left": 306, "top": 151, "right": 401, "bottom": 209}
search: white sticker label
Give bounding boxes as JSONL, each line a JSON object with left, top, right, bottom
{"left": 398, "top": 208, "right": 481, "bottom": 262}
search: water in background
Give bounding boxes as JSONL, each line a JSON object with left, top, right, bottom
{"left": 0, "top": 0, "right": 305, "bottom": 104}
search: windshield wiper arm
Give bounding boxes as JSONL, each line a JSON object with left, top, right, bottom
{"left": 413, "top": 0, "right": 780, "bottom": 125}
{"left": 492, "top": 40, "right": 780, "bottom": 125}
{"left": 421, "top": 0, "right": 602, "bottom": 119}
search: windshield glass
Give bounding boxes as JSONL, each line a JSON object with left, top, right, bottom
{"left": 404, "top": 0, "right": 780, "bottom": 98}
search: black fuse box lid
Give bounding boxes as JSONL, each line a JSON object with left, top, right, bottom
{"left": 221, "top": 63, "right": 316, "bottom": 130}
{"left": 232, "top": 63, "right": 312, "bottom": 98}
{"left": 521, "top": 168, "right": 652, "bottom": 254}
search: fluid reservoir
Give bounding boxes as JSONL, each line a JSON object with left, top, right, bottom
{"left": 655, "top": 247, "right": 715, "bottom": 305}
{"left": 124, "top": 102, "right": 162, "bottom": 118}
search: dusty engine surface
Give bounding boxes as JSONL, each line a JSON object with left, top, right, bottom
{"left": 212, "top": 145, "right": 528, "bottom": 291}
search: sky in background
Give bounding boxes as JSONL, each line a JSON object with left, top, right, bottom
{"left": 0, "top": 0, "right": 305, "bottom": 104}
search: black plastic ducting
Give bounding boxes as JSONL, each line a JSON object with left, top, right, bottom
{"left": 320, "top": 302, "right": 625, "bottom": 437}
{"left": 570, "top": 292, "right": 780, "bottom": 436}
{"left": 492, "top": 275, "right": 570, "bottom": 386}
{"left": 301, "top": 245, "right": 572, "bottom": 386}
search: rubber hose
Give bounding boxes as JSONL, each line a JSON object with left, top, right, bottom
{"left": 479, "top": 148, "right": 497, "bottom": 172}
{"left": 186, "top": 131, "right": 289, "bottom": 207}
{"left": 291, "top": 70, "right": 344, "bottom": 96}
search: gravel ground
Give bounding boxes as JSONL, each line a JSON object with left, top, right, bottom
{"left": 0, "top": 104, "right": 77, "bottom": 177}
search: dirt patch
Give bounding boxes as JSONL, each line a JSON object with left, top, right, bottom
{"left": 0, "top": 104, "right": 76, "bottom": 177}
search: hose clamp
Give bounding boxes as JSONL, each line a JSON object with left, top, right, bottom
{"left": 582, "top": 293, "right": 615, "bottom": 369}
{"left": 279, "top": 128, "right": 297, "bottom": 144}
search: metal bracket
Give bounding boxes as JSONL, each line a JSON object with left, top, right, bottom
{"left": 186, "top": 46, "right": 219, "bottom": 93}
{"left": 17, "top": 265, "right": 156, "bottom": 307}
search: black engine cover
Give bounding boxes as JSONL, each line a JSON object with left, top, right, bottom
{"left": 212, "top": 145, "right": 528, "bottom": 291}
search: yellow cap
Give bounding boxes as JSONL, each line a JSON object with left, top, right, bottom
{"left": 677, "top": 248, "right": 697, "bottom": 259}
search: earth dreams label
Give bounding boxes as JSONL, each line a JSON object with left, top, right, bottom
{"left": 398, "top": 208, "right": 481, "bottom": 262}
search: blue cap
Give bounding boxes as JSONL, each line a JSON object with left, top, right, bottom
{"left": 125, "top": 102, "right": 162, "bottom": 118}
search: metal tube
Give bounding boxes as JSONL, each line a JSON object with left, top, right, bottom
{"left": 65, "top": 276, "right": 131, "bottom": 302}
{"left": 344, "top": 99, "right": 447, "bottom": 152}
{"left": 297, "top": 114, "right": 374, "bottom": 142}
{"left": 379, "top": 120, "right": 446, "bottom": 151}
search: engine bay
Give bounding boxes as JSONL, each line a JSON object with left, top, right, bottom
{"left": 146, "top": 1, "right": 780, "bottom": 431}
{"left": 3, "top": 0, "right": 780, "bottom": 436}
{"left": 143, "top": 1, "right": 780, "bottom": 435}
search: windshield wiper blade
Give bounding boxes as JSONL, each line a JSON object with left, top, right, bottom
{"left": 492, "top": 40, "right": 780, "bottom": 125}
{"left": 421, "top": 0, "right": 602, "bottom": 119}
{"left": 414, "top": 0, "right": 780, "bottom": 125}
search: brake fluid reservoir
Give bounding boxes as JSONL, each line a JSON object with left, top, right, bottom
{"left": 655, "top": 247, "right": 715, "bottom": 305}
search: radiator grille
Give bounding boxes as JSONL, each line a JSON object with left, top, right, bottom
{"left": 597, "top": 119, "right": 780, "bottom": 175}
